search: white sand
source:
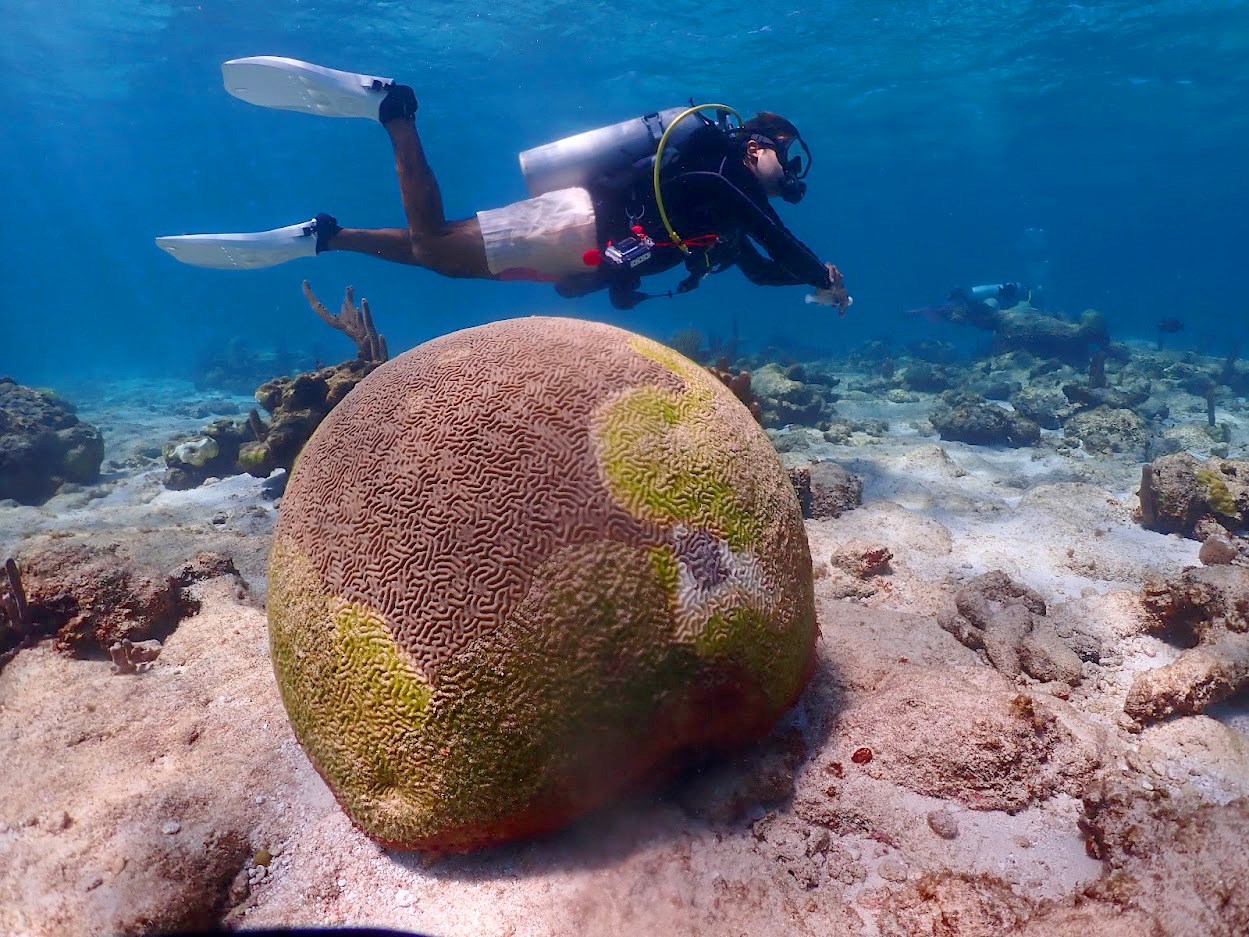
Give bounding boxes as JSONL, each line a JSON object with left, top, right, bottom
{"left": 1, "top": 377, "right": 1246, "bottom": 937}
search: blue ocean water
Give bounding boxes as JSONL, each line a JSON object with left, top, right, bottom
{"left": 1, "top": 0, "right": 1246, "bottom": 384}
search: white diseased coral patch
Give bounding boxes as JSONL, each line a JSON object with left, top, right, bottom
{"left": 667, "top": 524, "right": 774, "bottom": 642}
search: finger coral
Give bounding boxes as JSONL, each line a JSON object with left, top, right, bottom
{"left": 939, "top": 571, "right": 1084, "bottom": 686}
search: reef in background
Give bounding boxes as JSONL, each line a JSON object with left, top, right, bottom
{"left": 163, "top": 283, "right": 388, "bottom": 490}
{"left": 0, "top": 378, "right": 103, "bottom": 505}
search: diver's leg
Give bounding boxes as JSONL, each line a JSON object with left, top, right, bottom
{"left": 383, "top": 116, "right": 493, "bottom": 279}
{"left": 319, "top": 213, "right": 491, "bottom": 277}
{"left": 316, "top": 102, "right": 493, "bottom": 278}
{"left": 321, "top": 227, "right": 420, "bottom": 265}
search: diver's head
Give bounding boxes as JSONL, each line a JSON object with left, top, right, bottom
{"left": 739, "top": 112, "right": 811, "bottom": 203}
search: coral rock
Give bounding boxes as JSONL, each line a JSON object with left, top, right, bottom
{"left": 939, "top": 571, "right": 1083, "bottom": 685}
{"left": 1008, "top": 385, "right": 1068, "bottom": 430}
{"left": 750, "top": 362, "right": 834, "bottom": 427}
{"left": 0, "top": 378, "right": 104, "bottom": 505}
{"left": 2, "top": 543, "right": 199, "bottom": 658}
{"left": 993, "top": 305, "right": 1109, "bottom": 363}
{"left": 1124, "top": 565, "right": 1249, "bottom": 723}
{"left": 789, "top": 461, "right": 863, "bottom": 520}
{"left": 901, "top": 361, "right": 950, "bottom": 393}
{"left": 830, "top": 541, "right": 892, "bottom": 579}
{"left": 1138, "top": 453, "right": 1248, "bottom": 539}
{"left": 267, "top": 317, "right": 817, "bottom": 852}
{"left": 1198, "top": 533, "right": 1243, "bottom": 566}
{"left": 173, "top": 551, "right": 243, "bottom": 587}
{"left": 929, "top": 393, "right": 1040, "bottom": 448}
{"left": 1062, "top": 406, "right": 1150, "bottom": 458}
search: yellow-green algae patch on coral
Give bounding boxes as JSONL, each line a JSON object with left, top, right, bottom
{"left": 694, "top": 606, "right": 810, "bottom": 710}
{"left": 592, "top": 336, "right": 817, "bottom": 714}
{"left": 594, "top": 337, "right": 775, "bottom": 550}
{"left": 268, "top": 537, "right": 437, "bottom": 844}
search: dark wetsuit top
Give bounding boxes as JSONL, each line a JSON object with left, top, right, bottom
{"left": 554, "top": 123, "right": 834, "bottom": 309}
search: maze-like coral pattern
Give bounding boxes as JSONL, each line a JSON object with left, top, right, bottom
{"left": 269, "top": 317, "right": 815, "bottom": 850}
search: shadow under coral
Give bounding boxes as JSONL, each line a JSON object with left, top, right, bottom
{"left": 386, "top": 655, "right": 842, "bottom": 883}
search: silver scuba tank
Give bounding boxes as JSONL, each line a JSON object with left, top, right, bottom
{"left": 518, "top": 107, "right": 700, "bottom": 197}
{"left": 966, "top": 282, "right": 1022, "bottom": 302}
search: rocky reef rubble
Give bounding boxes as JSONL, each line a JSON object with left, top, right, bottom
{"left": 0, "top": 543, "right": 239, "bottom": 666}
{"left": 705, "top": 304, "right": 1248, "bottom": 463}
{"left": 788, "top": 461, "right": 863, "bottom": 520}
{"left": 663, "top": 305, "right": 1249, "bottom": 464}
{"left": 164, "top": 283, "right": 388, "bottom": 490}
{"left": 1138, "top": 452, "right": 1248, "bottom": 540}
{"left": 939, "top": 571, "right": 1085, "bottom": 686}
{"left": 0, "top": 378, "right": 104, "bottom": 505}
{"left": 929, "top": 392, "right": 1041, "bottom": 448}
{"left": 1125, "top": 564, "right": 1249, "bottom": 724}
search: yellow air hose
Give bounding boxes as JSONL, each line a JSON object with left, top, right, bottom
{"left": 652, "top": 103, "right": 743, "bottom": 254}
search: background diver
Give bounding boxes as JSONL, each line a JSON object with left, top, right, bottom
{"left": 156, "top": 57, "right": 853, "bottom": 314}
{"left": 906, "top": 282, "right": 1028, "bottom": 329}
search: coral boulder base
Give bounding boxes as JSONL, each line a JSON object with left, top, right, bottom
{"left": 267, "top": 317, "right": 817, "bottom": 852}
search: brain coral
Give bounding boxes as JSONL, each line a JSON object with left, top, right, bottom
{"left": 268, "top": 316, "right": 816, "bottom": 852}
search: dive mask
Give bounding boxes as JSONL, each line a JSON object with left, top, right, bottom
{"left": 754, "top": 132, "right": 812, "bottom": 203}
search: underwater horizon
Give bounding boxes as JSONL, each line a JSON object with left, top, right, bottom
{"left": 2, "top": 0, "right": 1247, "bottom": 383}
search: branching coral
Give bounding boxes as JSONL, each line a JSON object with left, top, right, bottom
{"left": 706, "top": 357, "right": 762, "bottom": 423}
{"left": 165, "top": 283, "right": 391, "bottom": 489}
{"left": 302, "top": 281, "right": 388, "bottom": 364}
{"left": 1, "top": 557, "right": 31, "bottom": 646}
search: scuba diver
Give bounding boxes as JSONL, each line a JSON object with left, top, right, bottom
{"left": 907, "top": 282, "right": 1026, "bottom": 329}
{"left": 156, "top": 57, "right": 852, "bottom": 313}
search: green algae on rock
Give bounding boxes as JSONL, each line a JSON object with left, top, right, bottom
{"left": 266, "top": 317, "right": 816, "bottom": 852}
{"left": 1139, "top": 453, "right": 1249, "bottom": 539}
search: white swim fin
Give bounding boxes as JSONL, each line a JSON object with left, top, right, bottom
{"left": 221, "top": 56, "right": 394, "bottom": 119}
{"left": 155, "top": 219, "right": 320, "bottom": 270}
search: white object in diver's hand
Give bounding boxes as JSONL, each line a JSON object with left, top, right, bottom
{"left": 154, "top": 219, "right": 319, "bottom": 270}
{"left": 805, "top": 291, "right": 854, "bottom": 308}
{"left": 221, "top": 56, "right": 394, "bottom": 119}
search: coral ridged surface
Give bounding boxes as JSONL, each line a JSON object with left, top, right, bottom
{"left": 267, "top": 317, "right": 815, "bottom": 851}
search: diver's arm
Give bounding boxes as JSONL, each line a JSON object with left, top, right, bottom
{"left": 677, "top": 171, "right": 832, "bottom": 289}
{"left": 733, "top": 236, "right": 808, "bottom": 286}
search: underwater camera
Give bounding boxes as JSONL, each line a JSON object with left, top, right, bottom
{"left": 603, "top": 229, "right": 655, "bottom": 268}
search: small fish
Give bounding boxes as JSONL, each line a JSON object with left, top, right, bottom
{"left": 1157, "top": 317, "right": 1185, "bottom": 334}
{"left": 805, "top": 292, "right": 854, "bottom": 312}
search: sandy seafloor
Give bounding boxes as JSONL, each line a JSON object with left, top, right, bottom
{"left": 2, "top": 369, "right": 1248, "bottom": 937}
